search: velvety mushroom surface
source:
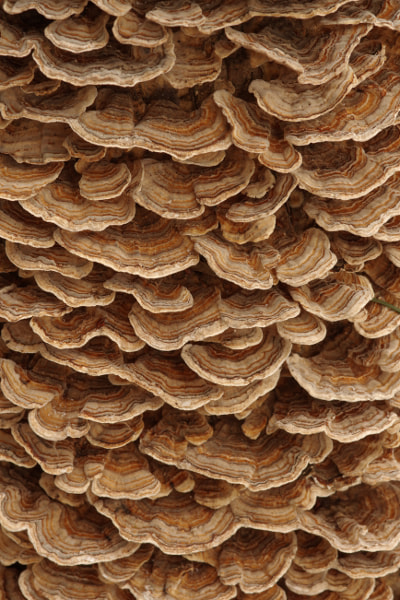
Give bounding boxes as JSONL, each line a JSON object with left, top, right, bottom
{"left": 0, "top": 1, "right": 399, "bottom": 598}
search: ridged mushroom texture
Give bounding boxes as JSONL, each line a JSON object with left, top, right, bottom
{"left": 0, "top": 1, "right": 400, "bottom": 599}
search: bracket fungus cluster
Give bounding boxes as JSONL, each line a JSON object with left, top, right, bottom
{"left": 1, "top": 0, "right": 400, "bottom": 599}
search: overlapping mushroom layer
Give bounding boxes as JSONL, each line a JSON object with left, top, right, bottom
{"left": 0, "top": 0, "right": 399, "bottom": 598}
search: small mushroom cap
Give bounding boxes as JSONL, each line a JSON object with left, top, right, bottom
{"left": 6, "top": 241, "right": 94, "bottom": 280}
{"left": 181, "top": 328, "right": 291, "bottom": 386}
{"left": 0, "top": 201, "right": 55, "bottom": 248}
{"left": 296, "top": 127, "right": 400, "bottom": 200}
{"left": 44, "top": 6, "right": 109, "bottom": 53}
{"left": 3, "top": 0, "right": 88, "bottom": 18}
{"left": 304, "top": 175, "right": 400, "bottom": 236}
{"left": 270, "top": 381, "right": 399, "bottom": 442}
{"left": 0, "top": 155, "right": 63, "bottom": 200}
{"left": 54, "top": 210, "right": 199, "bottom": 278}
{"left": 0, "top": 282, "right": 71, "bottom": 322}
{"left": 276, "top": 228, "right": 337, "bottom": 286}
{"left": 104, "top": 272, "right": 194, "bottom": 313}
{"left": 214, "top": 89, "right": 301, "bottom": 173}
{"left": 288, "top": 330, "right": 400, "bottom": 402}
{"left": 300, "top": 482, "right": 400, "bottom": 552}
{"left": 73, "top": 93, "right": 232, "bottom": 158}
{"left": 217, "top": 528, "right": 296, "bottom": 593}
{"left": 112, "top": 11, "right": 168, "bottom": 47}
{"left": 192, "top": 232, "right": 278, "bottom": 290}
{"left": 32, "top": 36, "right": 175, "bottom": 87}
{"left": 225, "top": 20, "right": 370, "bottom": 85}
{"left": 141, "top": 411, "right": 332, "bottom": 491}
{"left": 33, "top": 268, "right": 116, "bottom": 308}
{"left": 225, "top": 173, "right": 297, "bottom": 223}
{"left": 289, "top": 271, "right": 375, "bottom": 321}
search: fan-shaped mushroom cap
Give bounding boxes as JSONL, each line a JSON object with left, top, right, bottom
{"left": 332, "top": 233, "right": 382, "bottom": 268}
{"left": 3, "top": 0, "right": 88, "bottom": 18}
{"left": 225, "top": 173, "right": 297, "bottom": 222}
{"left": 0, "top": 429, "right": 35, "bottom": 468}
{"left": 104, "top": 272, "right": 193, "bottom": 313}
{"left": 0, "top": 464, "right": 138, "bottom": 565}
{"left": 294, "top": 531, "right": 337, "bottom": 574}
{"left": 300, "top": 482, "right": 400, "bottom": 552}
{"left": 296, "top": 127, "right": 400, "bottom": 200}
{"left": 227, "top": 20, "right": 370, "bottom": 85}
{"left": 249, "top": 67, "right": 356, "bottom": 123}
{"left": 73, "top": 93, "right": 232, "bottom": 158}
{"left": 203, "top": 373, "right": 279, "bottom": 416}
{"left": 135, "top": 151, "right": 254, "bottom": 218}
{"left": 78, "top": 160, "right": 133, "bottom": 201}
{"left": 0, "top": 282, "right": 71, "bottom": 321}
{"left": 1, "top": 319, "right": 42, "bottom": 353}
{"left": 304, "top": 176, "right": 400, "bottom": 236}
{"left": 0, "top": 526, "right": 39, "bottom": 565}
{"left": 11, "top": 423, "right": 76, "bottom": 475}
{"left": 217, "top": 529, "right": 296, "bottom": 593}
{"left": 214, "top": 89, "right": 301, "bottom": 173}
{"left": 182, "top": 328, "right": 291, "bottom": 386}
{"left": 269, "top": 382, "right": 399, "bottom": 442}
{"left": 94, "top": 490, "right": 237, "bottom": 554}
{"left": 284, "top": 50, "right": 400, "bottom": 146}
{"left": 289, "top": 271, "right": 374, "bottom": 321}
{"left": 31, "top": 299, "right": 145, "bottom": 352}
{"left": 192, "top": 232, "right": 279, "bottom": 290}
{"left": 21, "top": 179, "right": 136, "bottom": 233}
{"left": 277, "top": 310, "right": 326, "bottom": 345}
{"left": 20, "top": 559, "right": 133, "bottom": 600}
{"left": 0, "top": 356, "right": 65, "bottom": 409}
{"left": 287, "top": 328, "right": 400, "bottom": 401}
{"left": 33, "top": 268, "right": 116, "bottom": 308}
{"left": 0, "top": 119, "right": 73, "bottom": 165}
{"left": 32, "top": 36, "right": 175, "bottom": 87}
{"left": 0, "top": 14, "right": 41, "bottom": 58}
{"left": 0, "top": 83, "right": 97, "bottom": 122}
{"left": 0, "top": 201, "right": 55, "bottom": 248}
{"left": 376, "top": 215, "right": 400, "bottom": 242}
{"left": 98, "top": 544, "right": 154, "bottom": 583}
{"left": 285, "top": 564, "right": 374, "bottom": 596}
{"left": 353, "top": 292, "right": 400, "bottom": 338}
{"left": 276, "top": 228, "right": 336, "bottom": 286}
{"left": 0, "top": 155, "right": 63, "bottom": 200}
{"left": 141, "top": 410, "right": 332, "bottom": 491}
{"left": 129, "top": 285, "right": 226, "bottom": 351}
{"left": 0, "top": 55, "right": 36, "bottom": 90}
{"left": 44, "top": 6, "right": 109, "bottom": 53}
{"left": 55, "top": 210, "right": 198, "bottom": 278}
{"left": 165, "top": 30, "right": 229, "bottom": 89}
{"left": 6, "top": 241, "right": 93, "bottom": 279}
{"left": 218, "top": 210, "right": 276, "bottom": 245}
{"left": 364, "top": 255, "right": 400, "bottom": 298}
{"left": 112, "top": 10, "right": 168, "bottom": 47}
{"left": 337, "top": 548, "right": 400, "bottom": 579}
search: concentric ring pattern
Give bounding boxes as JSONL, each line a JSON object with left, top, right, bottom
{"left": 0, "top": 1, "right": 399, "bottom": 599}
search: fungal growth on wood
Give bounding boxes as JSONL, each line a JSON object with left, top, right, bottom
{"left": 0, "top": 0, "right": 400, "bottom": 598}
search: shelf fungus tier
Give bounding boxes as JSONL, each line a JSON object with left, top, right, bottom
{"left": 0, "top": 1, "right": 399, "bottom": 599}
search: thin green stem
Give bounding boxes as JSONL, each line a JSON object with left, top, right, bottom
{"left": 372, "top": 297, "right": 400, "bottom": 314}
